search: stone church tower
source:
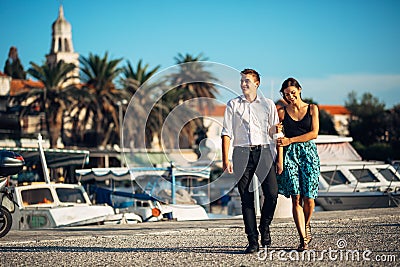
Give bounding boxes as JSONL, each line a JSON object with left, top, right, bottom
{"left": 46, "top": 5, "right": 79, "bottom": 86}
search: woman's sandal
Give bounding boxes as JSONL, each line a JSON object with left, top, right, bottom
{"left": 305, "top": 224, "right": 312, "bottom": 244}
{"left": 297, "top": 237, "right": 309, "bottom": 252}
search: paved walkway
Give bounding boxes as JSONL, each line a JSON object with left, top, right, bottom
{"left": 1, "top": 208, "right": 399, "bottom": 266}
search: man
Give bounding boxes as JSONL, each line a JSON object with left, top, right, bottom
{"left": 221, "top": 68, "right": 279, "bottom": 254}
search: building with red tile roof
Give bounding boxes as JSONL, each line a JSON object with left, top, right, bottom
{"left": 319, "top": 105, "right": 351, "bottom": 115}
{"left": 10, "top": 79, "right": 44, "bottom": 96}
{"left": 319, "top": 105, "right": 351, "bottom": 136}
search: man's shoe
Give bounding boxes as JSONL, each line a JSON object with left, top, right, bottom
{"left": 260, "top": 226, "right": 271, "bottom": 247}
{"left": 244, "top": 242, "right": 260, "bottom": 254}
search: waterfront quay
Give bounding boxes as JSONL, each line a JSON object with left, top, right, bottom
{"left": 0, "top": 208, "right": 399, "bottom": 266}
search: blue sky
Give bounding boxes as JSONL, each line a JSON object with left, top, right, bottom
{"left": 1, "top": 0, "right": 399, "bottom": 107}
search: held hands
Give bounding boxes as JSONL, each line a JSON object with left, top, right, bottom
{"left": 276, "top": 122, "right": 283, "bottom": 133}
{"left": 273, "top": 123, "right": 284, "bottom": 142}
{"left": 277, "top": 137, "right": 291, "bottom": 147}
{"left": 223, "top": 161, "right": 233, "bottom": 174}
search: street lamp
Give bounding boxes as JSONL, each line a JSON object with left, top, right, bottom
{"left": 117, "top": 99, "right": 128, "bottom": 167}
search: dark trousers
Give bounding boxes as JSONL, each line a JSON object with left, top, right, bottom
{"left": 233, "top": 146, "right": 278, "bottom": 242}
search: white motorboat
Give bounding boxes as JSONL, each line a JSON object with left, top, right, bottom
{"left": 315, "top": 135, "right": 400, "bottom": 211}
{"left": 7, "top": 134, "right": 141, "bottom": 230}
{"left": 10, "top": 182, "right": 123, "bottom": 229}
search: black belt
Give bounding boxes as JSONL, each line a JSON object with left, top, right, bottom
{"left": 238, "top": 145, "right": 269, "bottom": 151}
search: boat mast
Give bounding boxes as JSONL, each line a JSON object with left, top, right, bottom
{"left": 38, "top": 133, "right": 51, "bottom": 184}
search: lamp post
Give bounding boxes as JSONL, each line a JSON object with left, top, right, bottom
{"left": 117, "top": 100, "right": 128, "bottom": 167}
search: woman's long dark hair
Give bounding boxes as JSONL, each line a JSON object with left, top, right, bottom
{"left": 280, "top": 77, "right": 302, "bottom": 104}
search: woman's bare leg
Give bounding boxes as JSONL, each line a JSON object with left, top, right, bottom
{"left": 291, "top": 195, "right": 306, "bottom": 239}
{"left": 303, "top": 197, "right": 315, "bottom": 226}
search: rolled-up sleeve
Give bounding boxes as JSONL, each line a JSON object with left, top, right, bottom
{"left": 269, "top": 99, "right": 279, "bottom": 126}
{"left": 266, "top": 99, "right": 280, "bottom": 139}
{"left": 221, "top": 101, "right": 233, "bottom": 138}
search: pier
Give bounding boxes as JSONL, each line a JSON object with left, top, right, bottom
{"left": 0, "top": 207, "right": 399, "bottom": 266}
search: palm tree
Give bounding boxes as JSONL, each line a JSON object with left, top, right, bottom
{"left": 161, "top": 53, "right": 219, "bottom": 149}
{"left": 122, "top": 59, "right": 160, "bottom": 95}
{"left": 62, "top": 87, "right": 99, "bottom": 147}
{"left": 18, "top": 60, "right": 78, "bottom": 147}
{"left": 172, "top": 53, "right": 218, "bottom": 99}
{"left": 121, "top": 59, "right": 168, "bottom": 148}
{"left": 78, "top": 52, "right": 127, "bottom": 148}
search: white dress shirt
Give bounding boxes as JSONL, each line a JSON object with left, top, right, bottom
{"left": 221, "top": 95, "right": 279, "bottom": 148}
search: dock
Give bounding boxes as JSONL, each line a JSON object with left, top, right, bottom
{"left": 0, "top": 207, "right": 399, "bottom": 266}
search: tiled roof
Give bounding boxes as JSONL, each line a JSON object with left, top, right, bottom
{"left": 319, "top": 105, "right": 351, "bottom": 115}
{"left": 199, "top": 104, "right": 226, "bottom": 117}
{"left": 10, "top": 79, "right": 44, "bottom": 96}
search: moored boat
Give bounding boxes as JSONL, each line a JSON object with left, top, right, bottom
{"left": 11, "top": 182, "right": 120, "bottom": 229}
{"left": 315, "top": 135, "right": 400, "bottom": 211}
{"left": 7, "top": 134, "right": 141, "bottom": 230}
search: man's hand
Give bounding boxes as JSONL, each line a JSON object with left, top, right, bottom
{"left": 223, "top": 161, "right": 233, "bottom": 174}
{"left": 276, "top": 160, "right": 283, "bottom": 175}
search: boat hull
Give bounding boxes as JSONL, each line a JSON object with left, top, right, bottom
{"left": 316, "top": 191, "right": 400, "bottom": 211}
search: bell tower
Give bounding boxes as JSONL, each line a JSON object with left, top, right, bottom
{"left": 46, "top": 5, "right": 79, "bottom": 86}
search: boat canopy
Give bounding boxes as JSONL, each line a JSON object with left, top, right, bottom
{"left": 315, "top": 135, "right": 362, "bottom": 163}
{"left": 0, "top": 147, "right": 89, "bottom": 168}
{"left": 76, "top": 166, "right": 211, "bottom": 182}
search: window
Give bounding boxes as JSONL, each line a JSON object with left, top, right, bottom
{"left": 135, "top": 200, "right": 150, "bottom": 207}
{"left": 350, "top": 169, "right": 379, "bottom": 183}
{"left": 378, "top": 168, "right": 400, "bottom": 182}
{"left": 21, "top": 188, "right": 54, "bottom": 205}
{"left": 56, "top": 188, "right": 86, "bottom": 203}
{"left": 27, "top": 215, "right": 49, "bottom": 228}
{"left": 321, "top": 170, "right": 350, "bottom": 186}
{"left": 58, "top": 38, "right": 62, "bottom": 52}
{"left": 64, "top": 38, "right": 70, "bottom": 52}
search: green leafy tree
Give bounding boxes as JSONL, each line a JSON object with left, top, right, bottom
{"left": 3, "top": 46, "right": 26, "bottom": 79}
{"left": 121, "top": 59, "right": 168, "bottom": 148}
{"left": 18, "top": 60, "right": 78, "bottom": 147}
{"left": 345, "top": 91, "right": 386, "bottom": 147}
{"left": 122, "top": 59, "right": 161, "bottom": 95}
{"left": 167, "top": 53, "right": 219, "bottom": 103}
{"left": 160, "top": 53, "right": 219, "bottom": 149}
{"left": 385, "top": 104, "right": 400, "bottom": 159}
{"left": 78, "top": 52, "right": 127, "bottom": 147}
{"left": 319, "top": 109, "right": 338, "bottom": 135}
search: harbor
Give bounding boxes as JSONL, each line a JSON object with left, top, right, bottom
{"left": 0, "top": 207, "right": 398, "bottom": 266}
{"left": 1, "top": 2, "right": 400, "bottom": 266}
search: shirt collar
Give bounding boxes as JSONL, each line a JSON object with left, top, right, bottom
{"left": 240, "top": 94, "right": 261, "bottom": 103}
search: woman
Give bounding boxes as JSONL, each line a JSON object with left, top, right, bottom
{"left": 276, "top": 77, "right": 320, "bottom": 251}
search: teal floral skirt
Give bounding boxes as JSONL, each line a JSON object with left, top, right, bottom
{"left": 277, "top": 141, "right": 320, "bottom": 199}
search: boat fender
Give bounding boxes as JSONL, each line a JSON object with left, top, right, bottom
{"left": 152, "top": 207, "right": 161, "bottom": 217}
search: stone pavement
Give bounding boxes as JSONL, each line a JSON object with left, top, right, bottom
{"left": 0, "top": 208, "right": 399, "bottom": 266}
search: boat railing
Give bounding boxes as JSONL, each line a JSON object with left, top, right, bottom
{"left": 323, "top": 163, "right": 394, "bottom": 192}
{"left": 386, "top": 164, "right": 400, "bottom": 191}
{"left": 387, "top": 191, "right": 400, "bottom": 207}
{"left": 326, "top": 165, "right": 339, "bottom": 192}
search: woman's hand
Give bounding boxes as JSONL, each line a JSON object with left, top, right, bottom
{"left": 276, "top": 122, "right": 283, "bottom": 133}
{"left": 277, "top": 137, "right": 291, "bottom": 147}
